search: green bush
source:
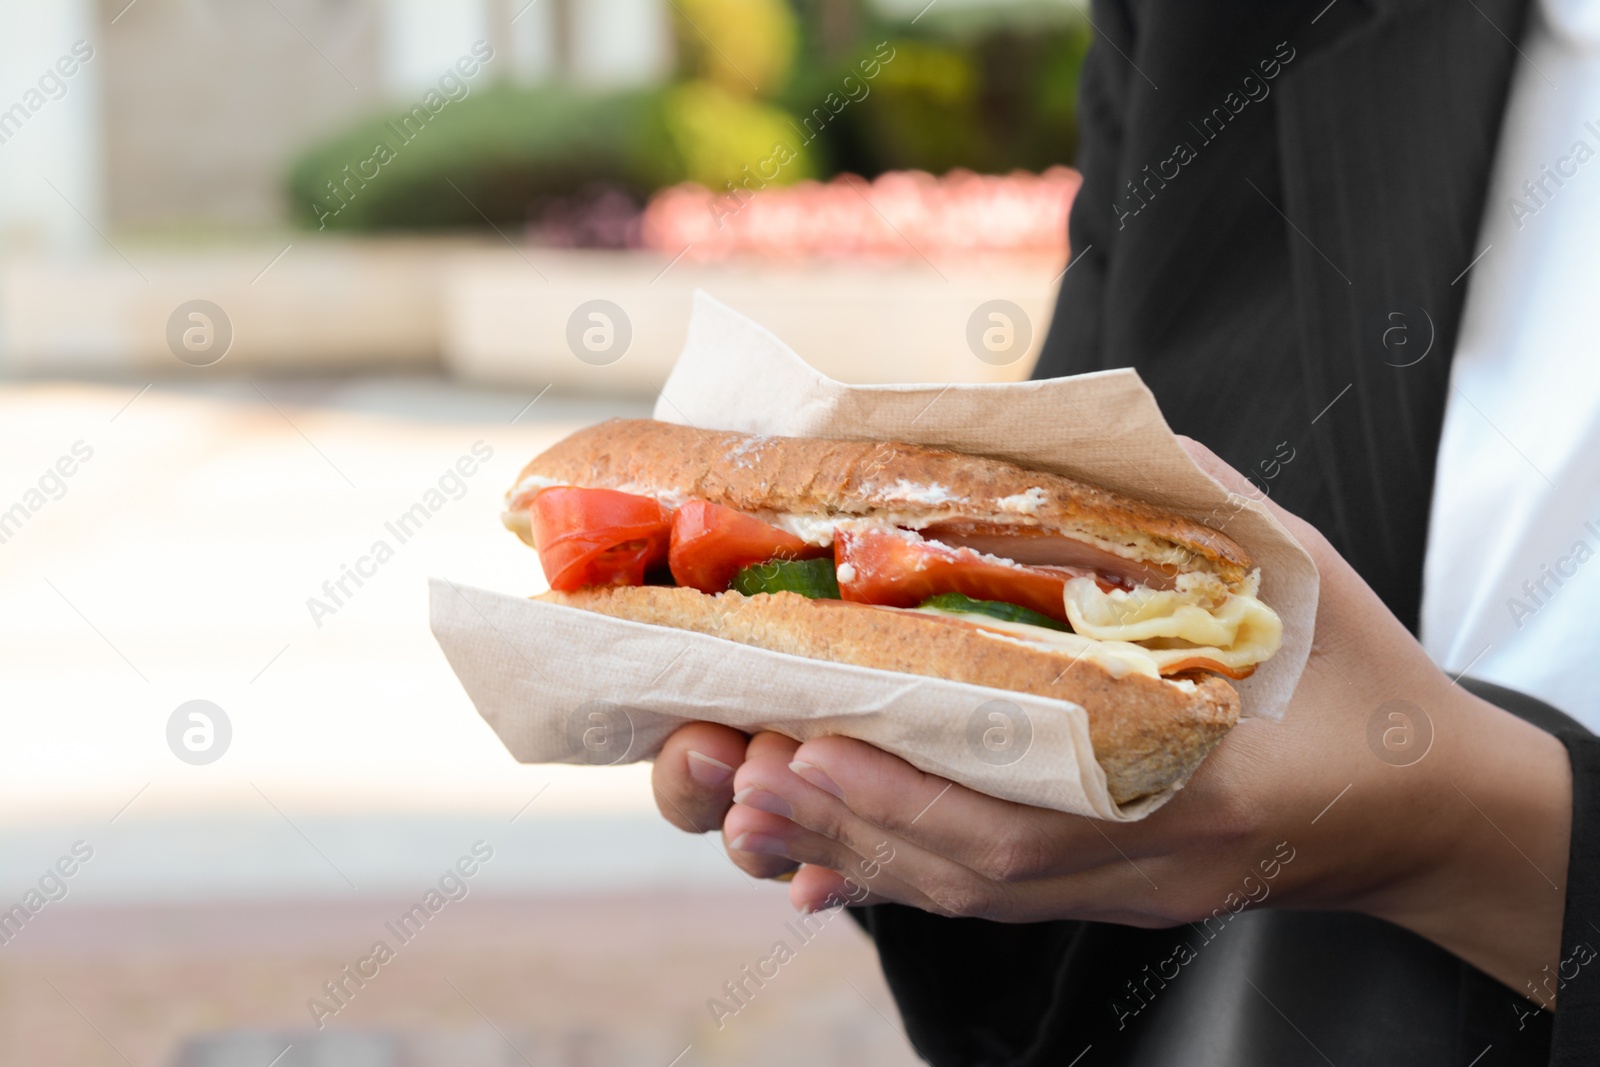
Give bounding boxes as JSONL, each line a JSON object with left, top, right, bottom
{"left": 660, "top": 80, "right": 818, "bottom": 189}
{"left": 285, "top": 86, "right": 681, "bottom": 231}
{"left": 283, "top": 2, "right": 1090, "bottom": 232}
{"left": 783, "top": 14, "right": 1091, "bottom": 178}
{"left": 672, "top": 0, "right": 800, "bottom": 96}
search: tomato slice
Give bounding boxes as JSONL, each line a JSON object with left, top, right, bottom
{"left": 918, "top": 521, "right": 1163, "bottom": 589}
{"left": 529, "top": 487, "right": 673, "bottom": 591}
{"left": 669, "top": 501, "right": 829, "bottom": 593}
{"left": 836, "top": 527, "right": 1097, "bottom": 624}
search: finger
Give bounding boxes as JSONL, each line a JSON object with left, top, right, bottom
{"left": 734, "top": 745, "right": 1155, "bottom": 921}
{"left": 723, "top": 799, "right": 944, "bottom": 913}
{"left": 726, "top": 746, "right": 954, "bottom": 912}
{"left": 720, "top": 731, "right": 822, "bottom": 879}
{"left": 743, "top": 729, "right": 802, "bottom": 764}
{"left": 721, "top": 803, "right": 802, "bottom": 881}
{"left": 789, "top": 864, "right": 877, "bottom": 913}
{"left": 652, "top": 722, "right": 748, "bottom": 833}
{"left": 733, "top": 739, "right": 1034, "bottom": 918}
{"left": 776, "top": 735, "right": 1123, "bottom": 882}
{"left": 719, "top": 731, "right": 806, "bottom": 879}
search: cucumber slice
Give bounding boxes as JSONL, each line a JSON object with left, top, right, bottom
{"left": 731, "top": 557, "right": 842, "bottom": 599}
{"left": 917, "top": 592, "right": 1068, "bottom": 631}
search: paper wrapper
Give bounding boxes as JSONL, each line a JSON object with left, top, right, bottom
{"left": 431, "top": 293, "right": 1318, "bottom": 821}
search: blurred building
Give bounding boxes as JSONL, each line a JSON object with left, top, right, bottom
{"left": 0, "top": 2, "right": 105, "bottom": 254}
{"left": 0, "top": 0, "right": 674, "bottom": 246}
{"left": 0, "top": 0, "right": 1072, "bottom": 383}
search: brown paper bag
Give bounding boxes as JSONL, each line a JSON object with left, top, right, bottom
{"left": 431, "top": 293, "right": 1317, "bottom": 821}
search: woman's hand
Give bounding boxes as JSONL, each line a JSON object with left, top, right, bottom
{"left": 652, "top": 439, "right": 1572, "bottom": 997}
{"left": 652, "top": 722, "right": 802, "bottom": 882}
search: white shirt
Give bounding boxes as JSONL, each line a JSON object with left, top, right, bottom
{"left": 1421, "top": 0, "right": 1600, "bottom": 728}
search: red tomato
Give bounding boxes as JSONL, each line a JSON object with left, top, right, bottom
{"left": 529, "top": 487, "right": 673, "bottom": 591}
{"left": 669, "top": 500, "right": 829, "bottom": 593}
{"left": 835, "top": 527, "right": 1100, "bottom": 624}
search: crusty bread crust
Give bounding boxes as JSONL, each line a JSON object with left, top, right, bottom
{"left": 541, "top": 586, "right": 1240, "bottom": 804}
{"left": 512, "top": 419, "right": 1251, "bottom": 587}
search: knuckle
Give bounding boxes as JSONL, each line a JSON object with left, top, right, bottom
{"left": 868, "top": 783, "right": 942, "bottom": 841}
{"left": 1137, "top": 864, "right": 1236, "bottom": 927}
{"left": 811, "top": 808, "right": 858, "bottom": 851}
{"left": 923, "top": 875, "right": 999, "bottom": 919}
{"left": 972, "top": 829, "right": 1051, "bottom": 884}
{"left": 792, "top": 794, "right": 850, "bottom": 843}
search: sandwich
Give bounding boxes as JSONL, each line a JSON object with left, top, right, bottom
{"left": 502, "top": 419, "right": 1282, "bottom": 803}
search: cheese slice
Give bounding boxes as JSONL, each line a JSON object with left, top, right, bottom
{"left": 1062, "top": 576, "right": 1283, "bottom": 673}
{"left": 917, "top": 572, "right": 1283, "bottom": 681}
{"left": 910, "top": 607, "right": 1166, "bottom": 679}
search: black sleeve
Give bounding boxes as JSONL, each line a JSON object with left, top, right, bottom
{"left": 846, "top": 908, "right": 1103, "bottom": 1064}
{"left": 1552, "top": 730, "right": 1600, "bottom": 1063}
{"left": 1460, "top": 679, "right": 1600, "bottom": 1062}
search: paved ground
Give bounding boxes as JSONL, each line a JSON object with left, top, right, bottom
{"left": 3, "top": 891, "right": 919, "bottom": 1067}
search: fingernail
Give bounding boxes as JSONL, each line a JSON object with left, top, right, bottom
{"left": 731, "top": 786, "right": 792, "bottom": 819}
{"left": 686, "top": 750, "right": 733, "bottom": 788}
{"left": 788, "top": 760, "right": 844, "bottom": 799}
{"left": 730, "top": 831, "right": 790, "bottom": 857}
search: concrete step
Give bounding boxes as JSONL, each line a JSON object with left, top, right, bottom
{"left": 1, "top": 241, "right": 1060, "bottom": 388}
{"left": 0, "top": 239, "right": 456, "bottom": 374}
{"left": 443, "top": 249, "right": 1059, "bottom": 390}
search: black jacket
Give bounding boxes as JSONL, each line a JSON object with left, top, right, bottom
{"left": 852, "top": 1, "right": 1600, "bottom": 1063}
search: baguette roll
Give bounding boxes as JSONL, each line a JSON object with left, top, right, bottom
{"left": 542, "top": 586, "right": 1240, "bottom": 804}
{"left": 507, "top": 419, "right": 1282, "bottom": 802}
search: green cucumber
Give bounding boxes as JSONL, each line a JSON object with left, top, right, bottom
{"left": 916, "top": 592, "right": 1068, "bottom": 631}
{"left": 731, "top": 557, "right": 842, "bottom": 599}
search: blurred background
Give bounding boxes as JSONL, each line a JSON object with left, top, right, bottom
{"left": 0, "top": 1, "right": 1084, "bottom": 1062}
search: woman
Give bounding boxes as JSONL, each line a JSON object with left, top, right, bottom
{"left": 650, "top": 0, "right": 1600, "bottom": 1061}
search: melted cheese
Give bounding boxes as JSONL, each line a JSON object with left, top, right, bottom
{"left": 1062, "top": 577, "right": 1282, "bottom": 672}
{"left": 912, "top": 608, "right": 1165, "bottom": 679}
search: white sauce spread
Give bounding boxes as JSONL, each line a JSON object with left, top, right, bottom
{"left": 996, "top": 487, "right": 1049, "bottom": 515}
{"left": 886, "top": 480, "right": 961, "bottom": 506}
